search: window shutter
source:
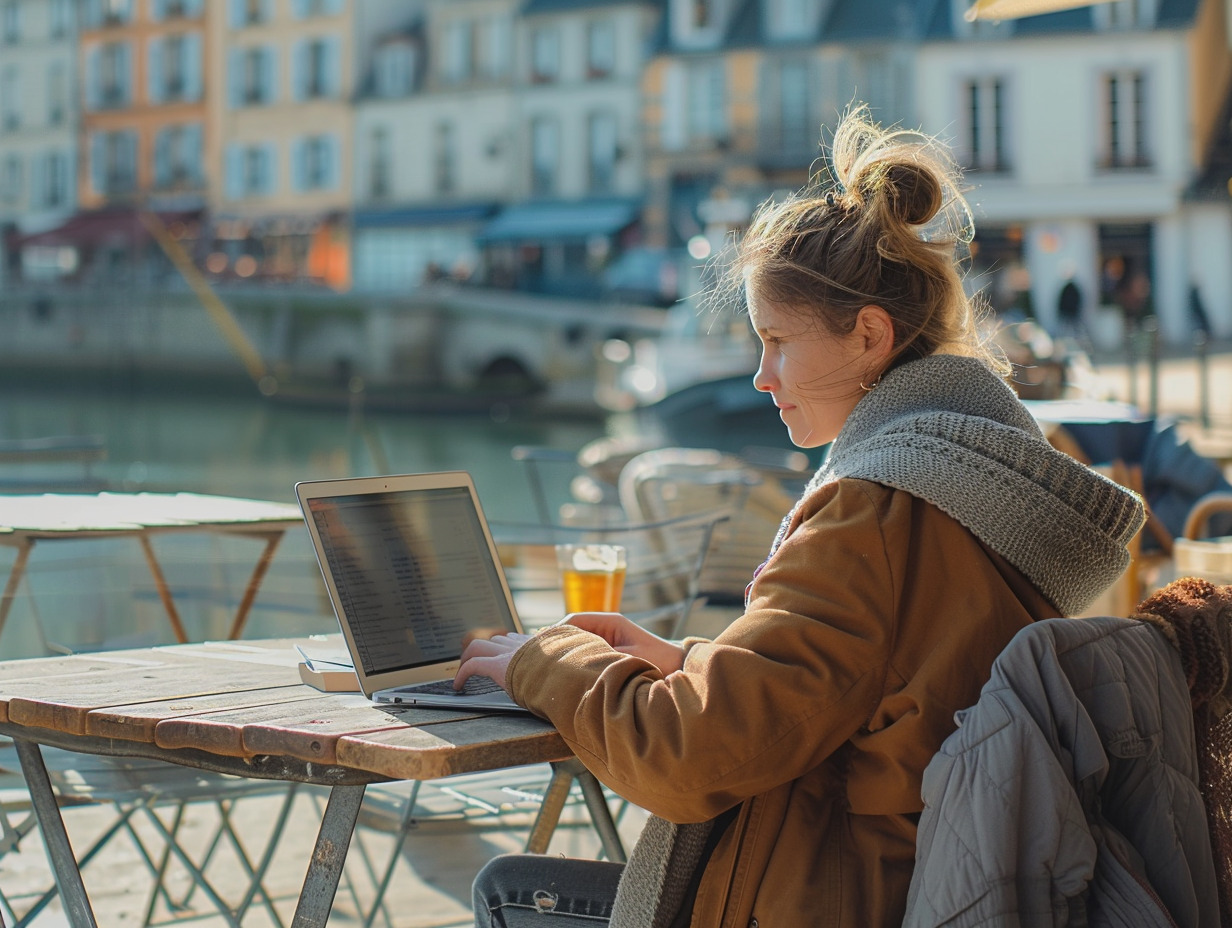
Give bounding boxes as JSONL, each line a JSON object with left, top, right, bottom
{"left": 325, "top": 0, "right": 344, "bottom": 13}
{"left": 147, "top": 37, "right": 164, "bottom": 105}
{"left": 117, "top": 42, "right": 132, "bottom": 105}
{"left": 290, "top": 138, "right": 305, "bottom": 191}
{"left": 150, "top": 0, "right": 165, "bottom": 21}
{"left": 185, "top": 123, "right": 203, "bottom": 182}
{"left": 187, "top": 0, "right": 204, "bottom": 15}
{"left": 261, "top": 142, "right": 278, "bottom": 194}
{"left": 30, "top": 155, "right": 45, "bottom": 209}
{"left": 89, "top": 132, "right": 106, "bottom": 194}
{"left": 324, "top": 134, "right": 340, "bottom": 190}
{"left": 154, "top": 127, "right": 171, "bottom": 187}
{"left": 184, "top": 33, "right": 202, "bottom": 101}
{"left": 290, "top": 0, "right": 308, "bottom": 20}
{"left": 85, "top": 46, "right": 101, "bottom": 110}
{"left": 662, "top": 63, "right": 686, "bottom": 150}
{"left": 291, "top": 40, "right": 306, "bottom": 101}
{"left": 326, "top": 37, "right": 341, "bottom": 98}
{"left": 227, "top": 0, "right": 244, "bottom": 28}
{"left": 224, "top": 144, "right": 244, "bottom": 199}
{"left": 227, "top": 48, "right": 244, "bottom": 107}
{"left": 261, "top": 47, "right": 278, "bottom": 102}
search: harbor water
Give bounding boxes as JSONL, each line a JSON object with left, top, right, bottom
{"left": 0, "top": 383, "right": 613, "bottom": 660}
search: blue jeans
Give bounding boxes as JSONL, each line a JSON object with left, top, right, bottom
{"left": 472, "top": 854, "right": 625, "bottom": 927}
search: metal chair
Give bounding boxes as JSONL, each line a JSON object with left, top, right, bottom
{"left": 618, "top": 446, "right": 808, "bottom": 607}
{"left": 0, "top": 742, "right": 303, "bottom": 928}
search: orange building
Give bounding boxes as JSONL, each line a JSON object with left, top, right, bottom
{"left": 78, "top": 0, "right": 207, "bottom": 210}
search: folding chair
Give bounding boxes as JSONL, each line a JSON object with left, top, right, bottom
{"left": 0, "top": 743, "right": 303, "bottom": 928}
{"left": 618, "top": 447, "right": 807, "bottom": 607}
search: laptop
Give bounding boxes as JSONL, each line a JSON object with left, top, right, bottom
{"left": 295, "top": 472, "right": 529, "bottom": 713}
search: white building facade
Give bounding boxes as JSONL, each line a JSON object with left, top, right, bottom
{"left": 0, "top": 0, "right": 79, "bottom": 281}
{"left": 918, "top": 0, "right": 1232, "bottom": 345}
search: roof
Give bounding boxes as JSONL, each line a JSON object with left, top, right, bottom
{"left": 477, "top": 197, "right": 642, "bottom": 243}
{"left": 927, "top": 0, "right": 1201, "bottom": 38}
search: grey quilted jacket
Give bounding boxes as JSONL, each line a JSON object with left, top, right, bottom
{"left": 905, "top": 616, "right": 1220, "bottom": 927}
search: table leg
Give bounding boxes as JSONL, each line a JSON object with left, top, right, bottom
{"left": 225, "top": 531, "right": 285, "bottom": 641}
{"left": 12, "top": 740, "right": 99, "bottom": 928}
{"left": 525, "top": 761, "right": 576, "bottom": 855}
{"left": 137, "top": 534, "right": 189, "bottom": 644}
{"left": 290, "top": 782, "right": 366, "bottom": 928}
{"left": 0, "top": 538, "right": 34, "bottom": 646}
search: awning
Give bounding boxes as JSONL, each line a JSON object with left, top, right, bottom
{"left": 478, "top": 197, "right": 642, "bottom": 243}
{"left": 353, "top": 202, "right": 498, "bottom": 230}
{"left": 15, "top": 208, "right": 202, "bottom": 249}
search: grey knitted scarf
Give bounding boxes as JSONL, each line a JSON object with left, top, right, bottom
{"left": 608, "top": 354, "right": 1146, "bottom": 928}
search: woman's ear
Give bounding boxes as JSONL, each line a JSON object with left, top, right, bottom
{"left": 855, "top": 304, "right": 895, "bottom": 364}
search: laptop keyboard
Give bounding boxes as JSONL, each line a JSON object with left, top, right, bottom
{"left": 399, "top": 675, "right": 504, "bottom": 697}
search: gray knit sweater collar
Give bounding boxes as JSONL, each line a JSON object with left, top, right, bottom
{"left": 800, "top": 353, "right": 1145, "bottom": 616}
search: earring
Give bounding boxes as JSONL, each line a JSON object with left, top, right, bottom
{"left": 859, "top": 377, "right": 880, "bottom": 392}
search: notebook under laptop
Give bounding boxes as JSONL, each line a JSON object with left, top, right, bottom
{"left": 295, "top": 471, "right": 528, "bottom": 713}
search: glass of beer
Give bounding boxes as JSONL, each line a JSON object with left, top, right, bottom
{"left": 555, "top": 543, "right": 627, "bottom": 613}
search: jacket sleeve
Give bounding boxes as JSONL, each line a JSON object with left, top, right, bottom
{"left": 506, "top": 480, "right": 899, "bottom": 823}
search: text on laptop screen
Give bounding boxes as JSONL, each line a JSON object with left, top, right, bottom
{"left": 306, "top": 486, "right": 517, "bottom": 677}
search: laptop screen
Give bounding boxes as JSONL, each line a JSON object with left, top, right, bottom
{"left": 303, "top": 485, "right": 519, "bottom": 677}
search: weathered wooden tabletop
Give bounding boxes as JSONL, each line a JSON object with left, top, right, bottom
{"left": 0, "top": 636, "right": 569, "bottom": 783}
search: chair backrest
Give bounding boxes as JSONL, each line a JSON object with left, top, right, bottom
{"left": 618, "top": 448, "right": 800, "bottom": 605}
{"left": 491, "top": 511, "right": 726, "bottom": 638}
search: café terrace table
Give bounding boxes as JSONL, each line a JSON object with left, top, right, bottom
{"left": 0, "top": 493, "right": 305, "bottom": 650}
{"left": 0, "top": 637, "right": 593, "bottom": 927}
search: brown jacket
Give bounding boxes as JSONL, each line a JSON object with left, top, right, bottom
{"left": 507, "top": 478, "right": 1060, "bottom": 928}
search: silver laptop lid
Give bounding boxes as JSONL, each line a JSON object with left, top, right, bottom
{"left": 295, "top": 472, "right": 524, "bottom": 698}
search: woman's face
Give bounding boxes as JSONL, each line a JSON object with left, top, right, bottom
{"left": 747, "top": 282, "right": 874, "bottom": 449}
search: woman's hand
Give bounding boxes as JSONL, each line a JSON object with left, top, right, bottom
{"left": 455, "top": 632, "right": 532, "bottom": 691}
{"left": 558, "top": 612, "right": 686, "bottom": 677}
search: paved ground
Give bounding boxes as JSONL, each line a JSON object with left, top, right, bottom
{"left": 0, "top": 764, "right": 650, "bottom": 927}
{"left": 1, "top": 345, "right": 1229, "bottom": 927}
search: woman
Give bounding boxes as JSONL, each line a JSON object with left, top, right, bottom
{"left": 457, "top": 107, "right": 1146, "bottom": 928}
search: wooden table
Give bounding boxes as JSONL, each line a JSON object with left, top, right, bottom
{"left": 0, "top": 493, "right": 305, "bottom": 649}
{"left": 0, "top": 637, "right": 579, "bottom": 927}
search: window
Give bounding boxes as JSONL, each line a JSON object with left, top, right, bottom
{"left": 99, "top": 42, "right": 131, "bottom": 107}
{"left": 586, "top": 20, "right": 615, "bottom": 79}
{"left": 692, "top": 0, "right": 716, "bottom": 28}
{"left": 154, "top": 124, "right": 202, "bottom": 187}
{"left": 224, "top": 142, "right": 274, "bottom": 198}
{"left": 370, "top": 126, "right": 390, "bottom": 198}
{"left": 1095, "top": 0, "right": 1156, "bottom": 30}
{"left": 1, "top": 67, "right": 19, "bottom": 131}
{"left": 90, "top": 130, "right": 137, "bottom": 195}
{"left": 42, "top": 150, "right": 69, "bottom": 208}
{"left": 964, "top": 76, "right": 1009, "bottom": 172}
{"left": 483, "top": 15, "right": 512, "bottom": 79}
{"left": 374, "top": 42, "right": 415, "bottom": 97}
{"left": 686, "top": 60, "right": 726, "bottom": 142}
{"left": 434, "top": 122, "right": 455, "bottom": 192}
{"left": 673, "top": 0, "right": 727, "bottom": 46}
{"left": 531, "top": 116, "right": 559, "bottom": 195}
{"left": 531, "top": 27, "right": 560, "bottom": 82}
{"left": 243, "top": 146, "right": 271, "bottom": 194}
{"left": 305, "top": 38, "right": 329, "bottom": 97}
{"left": 50, "top": 0, "right": 71, "bottom": 37}
{"left": 767, "top": 0, "right": 816, "bottom": 40}
{"left": 587, "top": 111, "right": 618, "bottom": 193}
{"left": 163, "top": 34, "right": 186, "bottom": 99}
{"left": 239, "top": 46, "right": 275, "bottom": 103}
{"left": 1102, "top": 69, "right": 1150, "bottom": 170}
{"left": 776, "top": 59, "right": 812, "bottom": 153}
{"left": 296, "top": 134, "right": 336, "bottom": 190}
{"left": 0, "top": 154, "right": 20, "bottom": 204}
{"left": 2, "top": 1, "right": 19, "bottom": 43}
{"left": 48, "top": 62, "right": 66, "bottom": 125}
{"left": 245, "top": 0, "right": 264, "bottom": 23}
{"left": 443, "top": 20, "right": 474, "bottom": 83}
